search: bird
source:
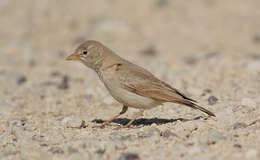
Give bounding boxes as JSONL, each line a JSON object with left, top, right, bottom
{"left": 66, "top": 40, "right": 215, "bottom": 128}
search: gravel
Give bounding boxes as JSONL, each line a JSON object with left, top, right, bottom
{"left": 0, "top": 1, "right": 260, "bottom": 160}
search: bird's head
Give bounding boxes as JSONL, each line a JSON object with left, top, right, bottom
{"left": 66, "top": 40, "right": 105, "bottom": 70}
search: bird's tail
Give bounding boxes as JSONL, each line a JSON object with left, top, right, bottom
{"left": 177, "top": 100, "right": 216, "bottom": 117}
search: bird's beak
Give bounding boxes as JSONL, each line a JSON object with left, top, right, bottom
{"left": 66, "top": 53, "right": 80, "bottom": 61}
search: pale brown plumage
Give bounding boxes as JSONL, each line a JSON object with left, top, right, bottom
{"left": 106, "top": 61, "right": 215, "bottom": 117}
{"left": 66, "top": 40, "right": 215, "bottom": 128}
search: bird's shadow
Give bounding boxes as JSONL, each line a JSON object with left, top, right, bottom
{"left": 92, "top": 116, "right": 207, "bottom": 126}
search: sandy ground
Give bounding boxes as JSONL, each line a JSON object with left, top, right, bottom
{"left": 0, "top": 0, "right": 260, "bottom": 160}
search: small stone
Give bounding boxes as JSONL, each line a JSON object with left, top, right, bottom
{"left": 17, "top": 75, "right": 27, "bottom": 85}
{"left": 253, "top": 34, "right": 260, "bottom": 43}
{"left": 40, "top": 143, "right": 48, "bottom": 147}
{"left": 141, "top": 45, "right": 157, "bottom": 56}
{"left": 32, "top": 134, "right": 45, "bottom": 142}
{"left": 58, "top": 75, "right": 69, "bottom": 90}
{"left": 50, "top": 71, "right": 61, "bottom": 77}
{"left": 241, "top": 98, "right": 256, "bottom": 108}
{"left": 118, "top": 153, "right": 140, "bottom": 160}
{"left": 95, "top": 149, "right": 105, "bottom": 155}
{"left": 204, "top": 52, "right": 219, "bottom": 59}
{"left": 62, "top": 116, "right": 83, "bottom": 128}
{"left": 201, "top": 89, "right": 212, "bottom": 96}
{"left": 245, "top": 149, "right": 258, "bottom": 159}
{"left": 204, "top": 89, "right": 212, "bottom": 93}
{"left": 248, "top": 53, "right": 260, "bottom": 60}
{"left": 233, "top": 144, "right": 242, "bottom": 148}
{"left": 208, "top": 96, "right": 218, "bottom": 105}
{"left": 160, "top": 129, "right": 178, "bottom": 138}
{"left": 233, "top": 122, "right": 247, "bottom": 129}
{"left": 154, "top": 0, "right": 169, "bottom": 7}
{"left": 48, "top": 147, "right": 64, "bottom": 154}
{"left": 9, "top": 117, "right": 27, "bottom": 127}
{"left": 184, "top": 56, "right": 198, "bottom": 66}
{"left": 29, "top": 59, "right": 36, "bottom": 67}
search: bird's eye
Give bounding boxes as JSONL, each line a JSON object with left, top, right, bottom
{"left": 82, "top": 50, "right": 88, "bottom": 55}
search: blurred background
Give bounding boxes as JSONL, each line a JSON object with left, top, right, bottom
{"left": 1, "top": 0, "right": 259, "bottom": 106}
{"left": 0, "top": 0, "right": 260, "bottom": 159}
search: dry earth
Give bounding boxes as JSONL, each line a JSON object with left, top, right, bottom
{"left": 0, "top": 0, "right": 260, "bottom": 160}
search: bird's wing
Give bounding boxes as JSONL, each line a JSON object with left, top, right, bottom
{"left": 120, "top": 64, "right": 196, "bottom": 103}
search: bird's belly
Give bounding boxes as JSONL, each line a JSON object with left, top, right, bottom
{"left": 106, "top": 85, "right": 161, "bottom": 109}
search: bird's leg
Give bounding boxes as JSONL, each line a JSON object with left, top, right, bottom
{"left": 124, "top": 109, "right": 144, "bottom": 128}
{"left": 101, "top": 105, "right": 128, "bottom": 128}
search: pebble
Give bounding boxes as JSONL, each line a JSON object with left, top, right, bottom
{"left": 204, "top": 89, "right": 212, "bottom": 93}
{"left": 154, "top": 0, "right": 169, "bottom": 7}
{"left": 118, "top": 153, "right": 140, "bottom": 160}
{"left": 58, "top": 75, "right": 69, "bottom": 90}
{"left": 62, "top": 116, "right": 83, "bottom": 128}
{"left": 184, "top": 56, "right": 198, "bottom": 66}
{"left": 160, "top": 129, "right": 179, "bottom": 138}
{"left": 9, "top": 117, "right": 27, "bottom": 127}
{"left": 141, "top": 45, "right": 157, "bottom": 56}
{"left": 48, "top": 147, "right": 64, "bottom": 154}
{"left": 233, "top": 122, "right": 247, "bottom": 129}
{"left": 253, "top": 34, "right": 260, "bottom": 43}
{"left": 204, "top": 52, "right": 219, "bottom": 59}
{"left": 241, "top": 98, "right": 256, "bottom": 108}
{"left": 50, "top": 70, "right": 61, "bottom": 77}
{"left": 208, "top": 96, "right": 218, "bottom": 105}
{"left": 233, "top": 144, "right": 242, "bottom": 148}
{"left": 95, "top": 149, "right": 105, "bottom": 155}
{"left": 245, "top": 149, "right": 258, "bottom": 159}
{"left": 248, "top": 53, "right": 260, "bottom": 60}
{"left": 17, "top": 75, "right": 27, "bottom": 85}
